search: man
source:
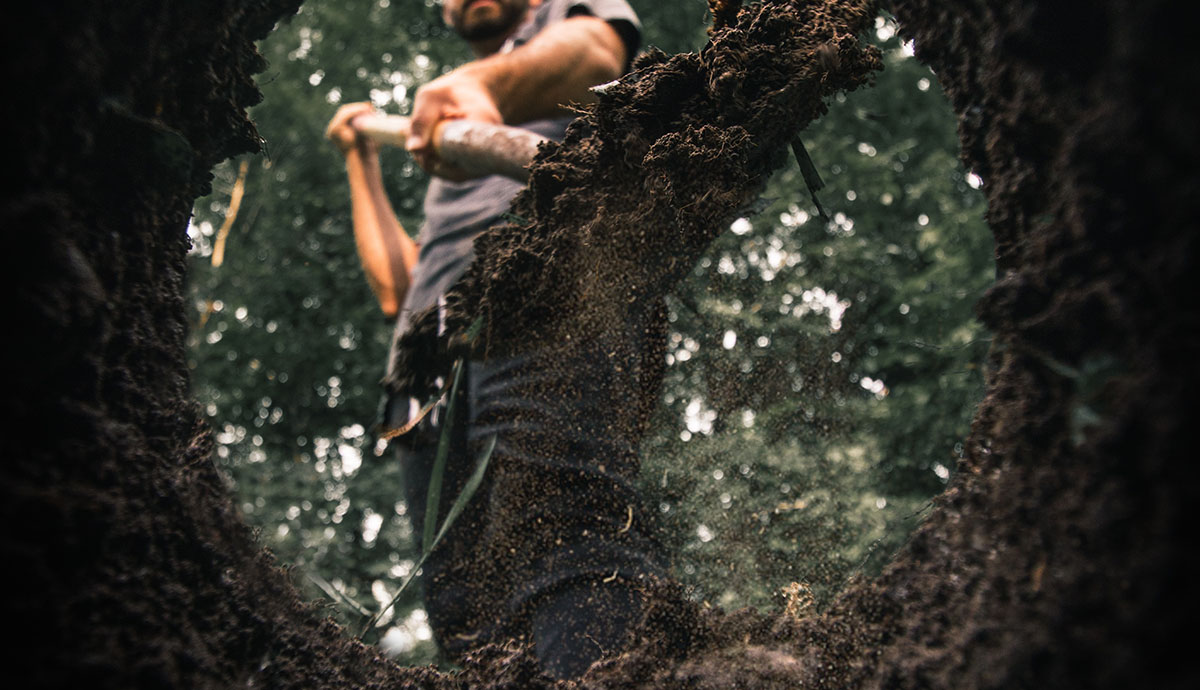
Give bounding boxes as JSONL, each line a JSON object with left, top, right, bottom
{"left": 326, "top": 0, "right": 663, "bottom": 679}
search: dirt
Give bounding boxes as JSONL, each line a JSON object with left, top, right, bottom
{"left": 4, "top": 2, "right": 429, "bottom": 688}
{"left": 395, "top": 1, "right": 882, "bottom": 383}
{"left": 383, "top": 2, "right": 882, "bottom": 679}
{"left": 4, "top": 0, "right": 1197, "bottom": 688}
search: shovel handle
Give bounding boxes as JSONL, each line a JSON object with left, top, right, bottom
{"left": 353, "top": 114, "right": 547, "bottom": 183}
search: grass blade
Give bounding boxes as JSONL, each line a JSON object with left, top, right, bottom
{"left": 359, "top": 432, "right": 497, "bottom": 637}
{"left": 423, "top": 358, "right": 465, "bottom": 551}
{"left": 430, "top": 433, "right": 496, "bottom": 549}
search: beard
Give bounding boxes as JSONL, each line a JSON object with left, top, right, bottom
{"left": 450, "top": 0, "right": 530, "bottom": 42}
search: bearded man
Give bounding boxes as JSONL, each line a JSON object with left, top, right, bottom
{"left": 326, "top": 0, "right": 665, "bottom": 679}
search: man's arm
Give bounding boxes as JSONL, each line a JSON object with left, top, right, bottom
{"left": 326, "top": 102, "right": 420, "bottom": 318}
{"left": 406, "top": 15, "right": 627, "bottom": 171}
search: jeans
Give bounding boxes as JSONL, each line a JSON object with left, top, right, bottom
{"left": 388, "top": 327, "right": 666, "bottom": 677}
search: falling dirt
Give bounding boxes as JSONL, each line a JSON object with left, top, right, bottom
{"left": 5, "top": 0, "right": 1197, "bottom": 688}
{"left": 383, "top": 1, "right": 884, "bottom": 684}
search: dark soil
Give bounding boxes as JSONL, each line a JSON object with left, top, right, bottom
{"left": 4, "top": 0, "right": 1197, "bottom": 688}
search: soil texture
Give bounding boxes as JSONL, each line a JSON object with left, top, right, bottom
{"left": 4, "top": 0, "right": 1196, "bottom": 688}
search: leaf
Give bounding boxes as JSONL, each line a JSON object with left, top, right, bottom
{"left": 359, "top": 432, "right": 497, "bottom": 637}
{"left": 792, "top": 136, "right": 829, "bottom": 221}
{"left": 423, "top": 358, "right": 465, "bottom": 551}
{"left": 465, "top": 315, "right": 485, "bottom": 344}
{"left": 377, "top": 390, "right": 448, "bottom": 440}
{"left": 429, "top": 433, "right": 497, "bottom": 551}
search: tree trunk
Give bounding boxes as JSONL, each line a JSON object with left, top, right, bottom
{"left": 4, "top": 0, "right": 1194, "bottom": 688}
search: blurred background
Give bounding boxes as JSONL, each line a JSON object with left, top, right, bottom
{"left": 186, "top": 0, "right": 992, "bottom": 665}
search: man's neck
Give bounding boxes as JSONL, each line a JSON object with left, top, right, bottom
{"left": 467, "top": 0, "right": 540, "bottom": 58}
{"left": 468, "top": 34, "right": 510, "bottom": 58}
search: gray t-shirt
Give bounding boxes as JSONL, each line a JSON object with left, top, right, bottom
{"left": 395, "top": 0, "right": 641, "bottom": 338}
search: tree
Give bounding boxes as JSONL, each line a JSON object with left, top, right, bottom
{"left": 185, "top": 0, "right": 720, "bottom": 661}
{"left": 6, "top": 0, "right": 1195, "bottom": 688}
{"left": 640, "top": 13, "right": 992, "bottom": 610}
{"left": 185, "top": 0, "right": 464, "bottom": 660}
{"left": 187, "top": 1, "right": 991, "bottom": 653}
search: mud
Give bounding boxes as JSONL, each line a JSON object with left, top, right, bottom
{"left": 5, "top": 0, "right": 1197, "bottom": 688}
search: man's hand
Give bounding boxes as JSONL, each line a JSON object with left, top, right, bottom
{"left": 406, "top": 67, "right": 504, "bottom": 178}
{"left": 325, "top": 102, "right": 378, "bottom": 155}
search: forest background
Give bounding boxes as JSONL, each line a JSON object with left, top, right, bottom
{"left": 186, "top": 0, "right": 992, "bottom": 665}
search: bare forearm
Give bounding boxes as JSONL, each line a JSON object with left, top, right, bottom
{"left": 405, "top": 15, "right": 627, "bottom": 166}
{"left": 473, "top": 16, "right": 626, "bottom": 123}
{"left": 344, "top": 145, "right": 419, "bottom": 317}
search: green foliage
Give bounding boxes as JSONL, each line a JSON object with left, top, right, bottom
{"left": 187, "top": 0, "right": 465, "bottom": 663}
{"left": 641, "top": 15, "right": 992, "bottom": 610}
{"left": 187, "top": 0, "right": 989, "bottom": 665}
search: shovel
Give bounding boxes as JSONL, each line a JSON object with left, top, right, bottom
{"left": 353, "top": 114, "right": 547, "bottom": 183}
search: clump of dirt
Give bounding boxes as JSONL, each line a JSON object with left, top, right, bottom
{"left": 579, "top": 0, "right": 1195, "bottom": 686}
{"left": 384, "top": 0, "right": 884, "bottom": 684}
{"left": 392, "top": 0, "right": 1198, "bottom": 686}
{"left": 394, "top": 0, "right": 882, "bottom": 387}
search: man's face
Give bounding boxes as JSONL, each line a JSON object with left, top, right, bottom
{"left": 442, "top": 0, "right": 531, "bottom": 42}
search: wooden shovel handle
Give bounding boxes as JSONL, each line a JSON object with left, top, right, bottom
{"left": 353, "top": 114, "right": 547, "bottom": 183}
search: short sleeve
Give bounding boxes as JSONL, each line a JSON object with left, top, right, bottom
{"left": 562, "top": 0, "right": 642, "bottom": 68}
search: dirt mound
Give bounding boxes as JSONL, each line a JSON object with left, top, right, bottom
{"left": 5, "top": 0, "right": 1196, "bottom": 687}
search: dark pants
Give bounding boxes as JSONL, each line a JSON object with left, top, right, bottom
{"left": 390, "top": 330, "right": 666, "bottom": 678}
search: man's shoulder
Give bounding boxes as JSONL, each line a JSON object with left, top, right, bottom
{"left": 529, "top": 0, "right": 641, "bottom": 63}
{"left": 558, "top": 0, "right": 640, "bottom": 23}
{"left": 524, "top": 0, "right": 640, "bottom": 33}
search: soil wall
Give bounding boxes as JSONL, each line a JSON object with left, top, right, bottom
{"left": 3, "top": 0, "right": 1194, "bottom": 688}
